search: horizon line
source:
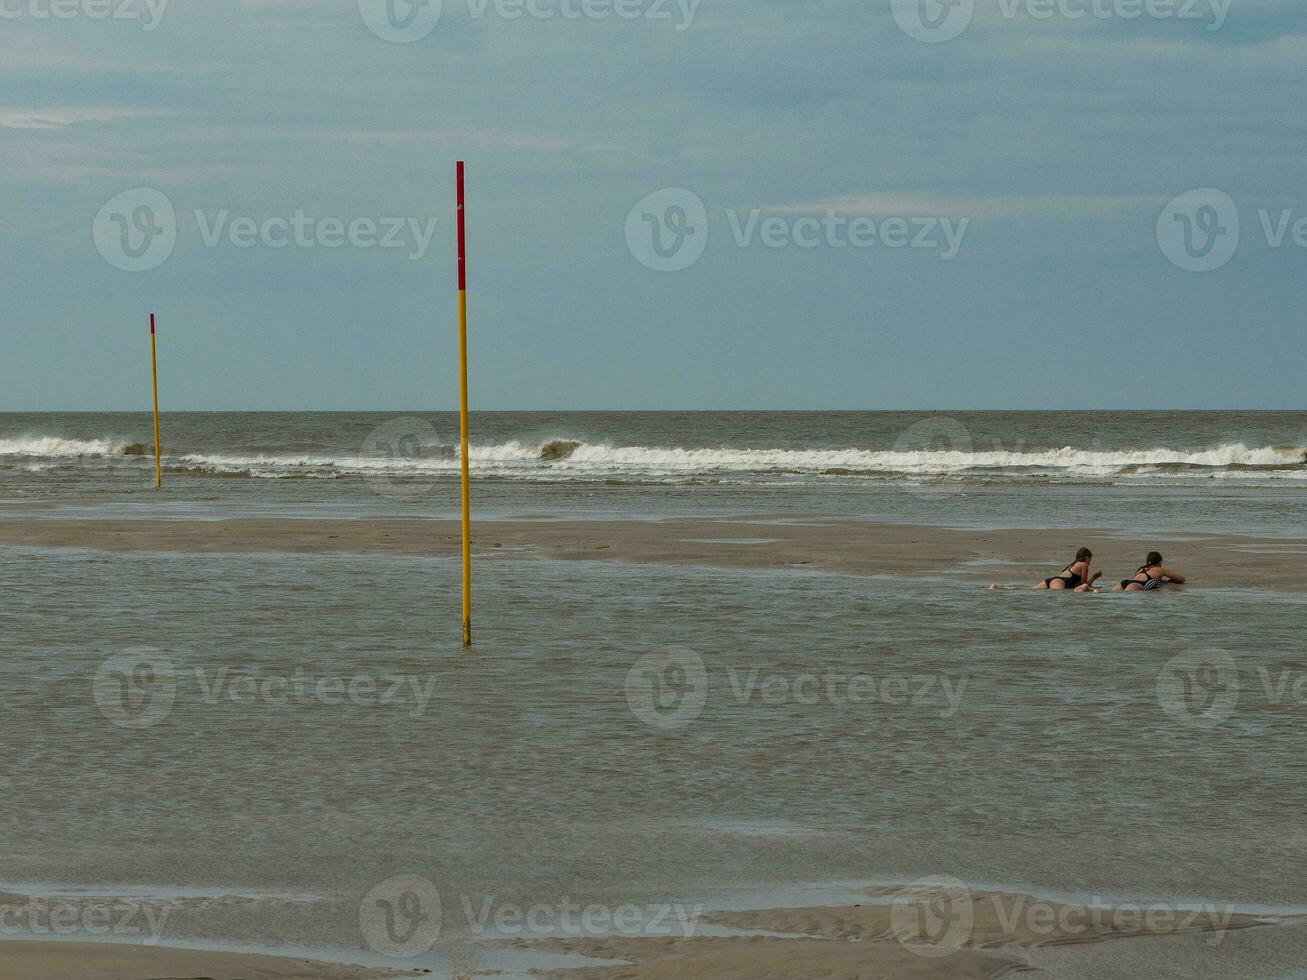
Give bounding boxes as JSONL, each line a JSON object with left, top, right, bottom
{"left": 1, "top": 408, "right": 1303, "bottom": 415}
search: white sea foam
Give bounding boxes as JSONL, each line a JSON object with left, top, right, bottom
{"left": 175, "top": 440, "right": 1307, "bottom": 481}
{"left": 6, "top": 437, "right": 1306, "bottom": 482}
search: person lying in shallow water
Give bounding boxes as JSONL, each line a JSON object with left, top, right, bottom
{"left": 1033, "top": 547, "right": 1101, "bottom": 591}
{"left": 1114, "top": 551, "right": 1185, "bottom": 591}
{"left": 989, "top": 547, "right": 1101, "bottom": 592}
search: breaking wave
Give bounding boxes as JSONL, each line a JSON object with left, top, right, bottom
{"left": 0, "top": 436, "right": 132, "bottom": 458}
{"left": 5, "top": 434, "right": 1304, "bottom": 484}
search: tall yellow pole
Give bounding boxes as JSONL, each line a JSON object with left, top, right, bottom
{"left": 456, "top": 162, "right": 472, "bottom": 646}
{"left": 150, "top": 313, "right": 162, "bottom": 490}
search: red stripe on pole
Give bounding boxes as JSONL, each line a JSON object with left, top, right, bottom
{"left": 456, "top": 161, "right": 466, "bottom": 291}
{"left": 150, "top": 313, "right": 156, "bottom": 335}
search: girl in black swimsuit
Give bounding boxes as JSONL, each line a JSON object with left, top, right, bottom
{"left": 1115, "top": 551, "right": 1186, "bottom": 591}
{"left": 1032, "top": 547, "right": 1100, "bottom": 591}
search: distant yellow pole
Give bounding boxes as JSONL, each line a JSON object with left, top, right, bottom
{"left": 456, "top": 162, "right": 472, "bottom": 646}
{"left": 150, "top": 313, "right": 162, "bottom": 490}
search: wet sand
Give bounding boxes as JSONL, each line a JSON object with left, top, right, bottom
{"left": 0, "top": 940, "right": 410, "bottom": 979}
{"left": 507, "top": 887, "right": 1288, "bottom": 978}
{"left": 0, "top": 516, "right": 1303, "bottom": 591}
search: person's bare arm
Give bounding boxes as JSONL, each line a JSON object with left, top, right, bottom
{"left": 1160, "top": 566, "right": 1185, "bottom": 583}
{"left": 1075, "top": 570, "right": 1102, "bottom": 592}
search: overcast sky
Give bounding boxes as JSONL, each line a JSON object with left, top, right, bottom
{"left": 2, "top": 0, "right": 1304, "bottom": 409}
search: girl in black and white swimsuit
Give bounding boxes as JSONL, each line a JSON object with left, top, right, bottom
{"left": 1115, "top": 552, "right": 1186, "bottom": 591}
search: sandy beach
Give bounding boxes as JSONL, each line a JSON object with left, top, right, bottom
{"left": 1, "top": 515, "right": 1303, "bottom": 592}
{"left": 0, "top": 939, "right": 410, "bottom": 979}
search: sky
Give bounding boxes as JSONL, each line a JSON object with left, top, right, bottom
{"left": 1, "top": 0, "right": 1304, "bottom": 410}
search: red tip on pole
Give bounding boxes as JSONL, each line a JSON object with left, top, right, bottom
{"left": 149, "top": 313, "right": 156, "bottom": 335}
{"left": 456, "top": 161, "right": 467, "bottom": 291}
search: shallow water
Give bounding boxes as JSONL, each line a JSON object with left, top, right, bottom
{"left": 2, "top": 538, "right": 1305, "bottom": 971}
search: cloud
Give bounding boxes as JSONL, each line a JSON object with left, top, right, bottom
{"left": 327, "top": 128, "right": 628, "bottom": 154}
{"left": 761, "top": 193, "right": 1165, "bottom": 220}
{"left": 0, "top": 107, "right": 177, "bottom": 130}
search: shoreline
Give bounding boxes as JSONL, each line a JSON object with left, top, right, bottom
{"left": 0, "top": 516, "right": 1304, "bottom": 592}
{"left": 1, "top": 884, "right": 1300, "bottom": 980}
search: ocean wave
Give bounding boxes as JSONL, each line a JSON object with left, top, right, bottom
{"left": 0, "top": 436, "right": 129, "bottom": 458}
{"left": 4, "top": 436, "right": 1306, "bottom": 483}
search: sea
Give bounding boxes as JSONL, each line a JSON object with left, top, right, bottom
{"left": 1, "top": 411, "right": 1305, "bottom": 976}
{"left": 2, "top": 410, "right": 1306, "bottom": 531}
